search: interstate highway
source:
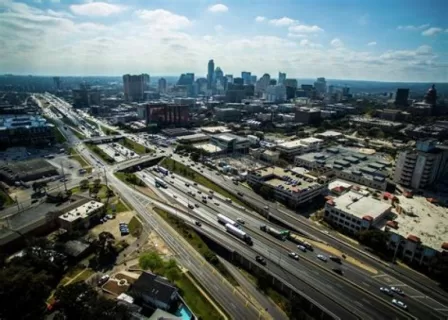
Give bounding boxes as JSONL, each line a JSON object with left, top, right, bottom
{"left": 138, "top": 170, "right": 415, "bottom": 320}
{"left": 171, "top": 155, "right": 448, "bottom": 317}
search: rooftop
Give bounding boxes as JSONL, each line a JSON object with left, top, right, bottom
{"left": 130, "top": 272, "right": 178, "bottom": 306}
{"left": 250, "top": 166, "right": 321, "bottom": 193}
{"left": 350, "top": 116, "right": 404, "bottom": 128}
{"left": 277, "top": 137, "right": 322, "bottom": 150}
{"left": 389, "top": 195, "right": 448, "bottom": 251}
{"left": 194, "top": 143, "right": 223, "bottom": 154}
{"left": 200, "top": 126, "right": 231, "bottom": 134}
{"left": 0, "top": 115, "right": 53, "bottom": 130}
{"left": 59, "top": 201, "right": 104, "bottom": 223}
{"left": 316, "top": 130, "right": 343, "bottom": 138}
{"left": 331, "top": 191, "right": 391, "bottom": 220}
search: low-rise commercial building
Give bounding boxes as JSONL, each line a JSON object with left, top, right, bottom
{"left": 247, "top": 166, "right": 326, "bottom": 207}
{"left": 210, "top": 133, "right": 250, "bottom": 153}
{"left": 276, "top": 137, "right": 323, "bottom": 160}
{"left": 215, "top": 107, "right": 241, "bottom": 122}
{"left": 58, "top": 201, "right": 105, "bottom": 232}
{"left": 295, "top": 107, "right": 321, "bottom": 125}
{"left": 324, "top": 190, "right": 391, "bottom": 234}
{"left": 0, "top": 116, "right": 55, "bottom": 147}
{"left": 349, "top": 116, "right": 405, "bottom": 130}
{"left": 295, "top": 146, "right": 392, "bottom": 190}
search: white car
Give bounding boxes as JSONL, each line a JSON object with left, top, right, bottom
{"left": 297, "top": 245, "right": 307, "bottom": 252}
{"left": 317, "top": 254, "right": 328, "bottom": 262}
{"left": 390, "top": 287, "right": 404, "bottom": 295}
{"left": 380, "top": 287, "right": 393, "bottom": 296}
{"left": 288, "top": 252, "right": 299, "bottom": 260}
{"left": 392, "top": 299, "right": 408, "bottom": 310}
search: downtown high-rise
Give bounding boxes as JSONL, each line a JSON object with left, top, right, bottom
{"left": 207, "top": 59, "right": 214, "bottom": 90}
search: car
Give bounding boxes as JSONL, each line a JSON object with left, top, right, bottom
{"left": 214, "top": 202, "right": 220, "bottom": 206}
{"left": 185, "top": 183, "right": 190, "bottom": 187}
{"left": 332, "top": 268, "right": 343, "bottom": 275}
{"left": 380, "top": 287, "right": 394, "bottom": 296}
{"left": 193, "top": 182, "right": 197, "bottom": 186}
{"left": 106, "top": 214, "right": 114, "bottom": 220}
{"left": 329, "top": 256, "right": 342, "bottom": 264}
{"left": 197, "top": 190, "right": 202, "bottom": 194}
{"left": 208, "top": 195, "right": 213, "bottom": 199}
{"left": 173, "top": 195, "right": 177, "bottom": 198}
{"left": 236, "top": 218, "right": 245, "bottom": 225}
{"left": 390, "top": 287, "right": 404, "bottom": 295}
{"left": 195, "top": 221, "right": 202, "bottom": 227}
{"left": 297, "top": 245, "right": 307, "bottom": 252}
{"left": 237, "top": 191, "right": 244, "bottom": 196}
{"left": 288, "top": 252, "right": 299, "bottom": 260}
{"left": 31, "top": 199, "right": 39, "bottom": 204}
{"left": 317, "top": 254, "right": 328, "bottom": 262}
{"left": 201, "top": 199, "right": 207, "bottom": 204}
{"left": 391, "top": 299, "right": 408, "bottom": 310}
{"left": 188, "top": 204, "right": 194, "bottom": 209}
{"left": 255, "top": 255, "right": 266, "bottom": 265}
{"left": 98, "top": 274, "right": 110, "bottom": 285}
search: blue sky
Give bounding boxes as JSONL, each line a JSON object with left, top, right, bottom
{"left": 0, "top": 0, "right": 447, "bottom": 81}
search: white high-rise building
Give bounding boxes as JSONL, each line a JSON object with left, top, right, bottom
{"left": 255, "top": 73, "right": 270, "bottom": 94}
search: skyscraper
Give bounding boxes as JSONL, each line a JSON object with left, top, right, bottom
{"left": 158, "top": 78, "right": 167, "bottom": 93}
{"left": 255, "top": 74, "right": 270, "bottom": 94}
{"left": 278, "top": 72, "right": 286, "bottom": 85}
{"left": 207, "top": 59, "right": 214, "bottom": 90}
{"left": 395, "top": 88, "right": 410, "bottom": 107}
{"left": 241, "top": 71, "right": 251, "bottom": 85}
{"left": 250, "top": 75, "right": 257, "bottom": 84}
{"left": 123, "top": 74, "right": 150, "bottom": 102}
{"left": 314, "top": 77, "right": 327, "bottom": 95}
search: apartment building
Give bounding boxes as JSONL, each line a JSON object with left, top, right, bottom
{"left": 394, "top": 139, "right": 448, "bottom": 190}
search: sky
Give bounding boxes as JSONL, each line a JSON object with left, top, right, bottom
{"left": 0, "top": 0, "right": 447, "bottom": 82}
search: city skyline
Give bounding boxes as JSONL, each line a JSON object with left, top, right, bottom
{"left": 0, "top": 0, "right": 447, "bottom": 82}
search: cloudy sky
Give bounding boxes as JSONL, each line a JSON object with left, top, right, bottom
{"left": 0, "top": 0, "right": 447, "bottom": 81}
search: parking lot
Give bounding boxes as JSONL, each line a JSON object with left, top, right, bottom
{"left": 96, "top": 143, "right": 140, "bottom": 163}
{"left": 211, "top": 155, "right": 267, "bottom": 174}
{"left": 90, "top": 210, "right": 136, "bottom": 243}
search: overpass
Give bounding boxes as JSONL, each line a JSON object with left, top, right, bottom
{"left": 85, "top": 135, "right": 125, "bottom": 144}
{"left": 114, "top": 154, "right": 164, "bottom": 172}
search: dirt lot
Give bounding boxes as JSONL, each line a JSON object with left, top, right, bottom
{"left": 90, "top": 210, "right": 136, "bottom": 243}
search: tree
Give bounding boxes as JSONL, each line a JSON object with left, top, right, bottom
{"left": 55, "top": 282, "right": 129, "bottom": 320}
{"left": 139, "top": 251, "right": 164, "bottom": 272}
{"left": 93, "top": 178, "right": 101, "bottom": 187}
{"left": 89, "top": 232, "right": 117, "bottom": 270}
{"left": 0, "top": 265, "right": 51, "bottom": 320}
{"left": 79, "top": 179, "right": 89, "bottom": 190}
{"left": 190, "top": 152, "right": 200, "bottom": 162}
{"left": 164, "top": 259, "right": 181, "bottom": 282}
{"left": 358, "top": 229, "right": 389, "bottom": 252}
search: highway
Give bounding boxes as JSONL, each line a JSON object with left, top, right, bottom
{"left": 138, "top": 170, "right": 417, "bottom": 320}
{"left": 168, "top": 155, "right": 448, "bottom": 319}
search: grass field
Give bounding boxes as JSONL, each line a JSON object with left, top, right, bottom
{"left": 119, "top": 137, "right": 152, "bottom": 155}
{"left": 86, "top": 144, "right": 115, "bottom": 164}
{"left": 69, "top": 148, "right": 92, "bottom": 173}
{"left": 128, "top": 216, "right": 142, "bottom": 237}
{"left": 160, "top": 158, "right": 246, "bottom": 207}
{"left": 0, "top": 189, "right": 14, "bottom": 208}
{"left": 154, "top": 207, "right": 238, "bottom": 286}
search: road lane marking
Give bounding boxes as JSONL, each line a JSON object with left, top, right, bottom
{"left": 354, "top": 301, "right": 364, "bottom": 307}
{"left": 362, "top": 281, "right": 370, "bottom": 287}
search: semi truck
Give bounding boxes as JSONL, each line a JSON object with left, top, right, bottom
{"left": 260, "top": 225, "right": 290, "bottom": 241}
{"left": 217, "top": 214, "right": 237, "bottom": 226}
{"left": 225, "top": 223, "right": 253, "bottom": 245}
{"left": 157, "top": 166, "right": 170, "bottom": 176}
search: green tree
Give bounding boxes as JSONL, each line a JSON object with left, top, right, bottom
{"left": 164, "top": 259, "right": 181, "bottom": 282}
{"left": 79, "top": 179, "right": 89, "bottom": 190}
{"left": 139, "top": 251, "right": 164, "bottom": 271}
{"left": 190, "top": 152, "right": 200, "bottom": 162}
{"left": 0, "top": 265, "right": 51, "bottom": 320}
{"left": 357, "top": 229, "right": 389, "bottom": 252}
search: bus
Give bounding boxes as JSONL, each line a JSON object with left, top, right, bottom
{"left": 155, "top": 177, "right": 167, "bottom": 188}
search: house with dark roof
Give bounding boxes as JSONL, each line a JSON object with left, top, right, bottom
{"left": 130, "top": 272, "right": 179, "bottom": 311}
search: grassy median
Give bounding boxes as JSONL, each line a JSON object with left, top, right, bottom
{"left": 69, "top": 148, "right": 92, "bottom": 173}
{"left": 119, "top": 137, "right": 152, "bottom": 155}
{"left": 154, "top": 207, "right": 238, "bottom": 286}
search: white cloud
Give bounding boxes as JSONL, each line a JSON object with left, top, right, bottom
{"left": 135, "top": 9, "right": 191, "bottom": 30}
{"left": 208, "top": 4, "right": 228, "bottom": 13}
{"left": 214, "top": 24, "right": 224, "bottom": 32}
{"left": 288, "top": 24, "right": 323, "bottom": 33}
{"left": 397, "top": 24, "right": 429, "bottom": 31}
{"left": 269, "top": 17, "right": 296, "bottom": 27}
{"left": 367, "top": 41, "right": 377, "bottom": 46}
{"left": 299, "top": 39, "right": 322, "bottom": 48}
{"left": 70, "top": 2, "right": 124, "bottom": 17}
{"left": 330, "top": 38, "right": 344, "bottom": 48}
{"left": 255, "top": 16, "right": 265, "bottom": 22}
{"left": 422, "top": 27, "right": 443, "bottom": 36}
{"left": 287, "top": 33, "right": 307, "bottom": 39}
{"left": 47, "top": 9, "right": 74, "bottom": 19}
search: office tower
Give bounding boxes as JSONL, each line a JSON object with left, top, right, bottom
{"left": 424, "top": 84, "right": 437, "bottom": 106}
{"left": 177, "top": 73, "right": 195, "bottom": 86}
{"left": 241, "top": 71, "right": 251, "bottom": 85}
{"left": 283, "top": 78, "right": 298, "bottom": 88}
{"left": 255, "top": 74, "right": 271, "bottom": 94}
{"left": 207, "top": 59, "right": 214, "bottom": 89}
{"left": 123, "top": 74, "right": 149, "bottom": 102}
{"left": 158, "top": 78, "right": 167, "bottom": 93}
{"left": 214, "top": 67, "right": 224, "bottom": 82}
{"left": 142, "top": 103, "right": 190, "bottom": 126}
{"left": 233, "top": 77, "right": 244, "bottom": 85}
{"left": 328, "top": 85, "right": 335, "bottom": 95}
{"left": 314, "top": 77, "right": 327, "bottom": 95}
{"left": 250, "top": 75, "right": 257, "bottom": 84}
{"left": 394, "top": 88, "right": 410, "bottom": 107}
{"left": 278, "top": 72, "right": 286, "bottom": 85}
{"left": 225, "top": 74, "right": 234, "bottom": 85}
{"left": 269, "top": 79, "right": 277, "bottom": 86}
{"left": 196, "top": 77, "right": 208, "bottom": 94}
{"left": 72, "top": 84, "right": 101, "bottom": 108}
{"left": 342, "top": 86, "right": 350, "bottom": 98}
{"left": 53, "top": 77, "right": 61, "bottom": 90}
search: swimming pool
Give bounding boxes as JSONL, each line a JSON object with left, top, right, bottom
{"left": 176, "top": 304, "right": 192, "bottom": 320}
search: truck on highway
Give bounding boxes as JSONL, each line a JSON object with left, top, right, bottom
{"left": 288, "top": 233, "right": 314, "bottom": 251}
{"left": 260, "top": 225, "right": 290, "bottom": 241}
{"left": 157, "top": 166, "right": 170, "bottom": 176}
{"left": 217, "top": 214, "right": 237, "bottom": 226}
{"left": 225, "top": 223, "right": 253, "bottom": 245}
{"left": 155, "top": 177, "right": 167, "bottom": 189}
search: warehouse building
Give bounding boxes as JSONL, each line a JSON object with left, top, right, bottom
{"left": 210, "top": 133, "right": 250, "bottom": 154}
{"left": 276, "top": 137, "right": 323, "bottom": 160}
{"left": 58, "top": 201, "right": 105, "bottom": 232}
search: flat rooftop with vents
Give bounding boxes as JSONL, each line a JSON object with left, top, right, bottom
{"left": 331, "top": 191, "right": 391, "bottom": 221}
